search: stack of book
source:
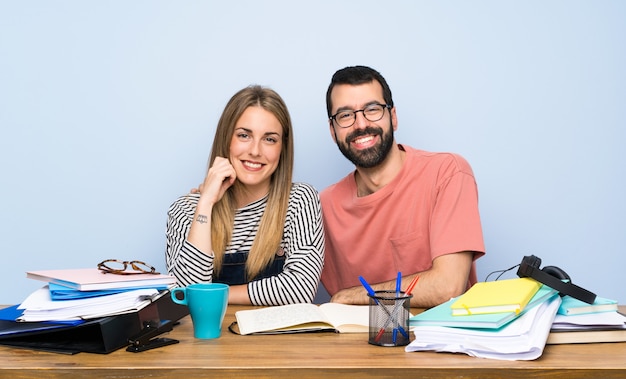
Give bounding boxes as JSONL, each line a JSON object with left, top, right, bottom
{"left": 407, "top": 278, "right": 561, "bottom": 360}
{"left": 547, "top": 295, "right": 626, "bottom": 344}
{"left": 0, "top": 267, "right": 188, "bottom": 354}
{"left": 13, "top": 267, "right": 177, "bottom": 322}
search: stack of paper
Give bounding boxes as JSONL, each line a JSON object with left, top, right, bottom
{"left": 547, "top": 300, "right": 626, "bottom": 344}
{"left": 552, "top": 310, "right": 626, "bottom": 331}
{"left": 406, "top": 294, "right": 561, "bottom": 360}
{"left": 410, "top": 285, "right": 558, "bottom": 330}
{"left": 406, "top": 279, "right": 560, "bottom": 360}
{"left": 17, "top": 286, "right": 161, "bottom": 322}
{"left": 11, "top": 267, "right": 177, "bottom": 322}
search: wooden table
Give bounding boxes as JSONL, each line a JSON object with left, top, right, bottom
{"left": 1, "top": 305, "right": 625, "bottom": 379}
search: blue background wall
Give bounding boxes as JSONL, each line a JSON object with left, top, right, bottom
{"left": 1, "top": 1, "right": 624, "bottom": 305}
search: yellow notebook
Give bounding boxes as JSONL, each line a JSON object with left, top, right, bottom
{"left": 451, "top": 278, "right": 542, "bottom": 316}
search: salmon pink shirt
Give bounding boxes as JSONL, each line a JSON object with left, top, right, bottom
{"left": 320, "top": 145, "right": 485, "bottom": 296}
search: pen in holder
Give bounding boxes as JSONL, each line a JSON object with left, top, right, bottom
{"left": 367, "top": 290, "right": 412, "bottom": 347}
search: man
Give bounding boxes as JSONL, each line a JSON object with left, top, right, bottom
{"left": 320, "top": 66, "right": 485, "bottom": 307}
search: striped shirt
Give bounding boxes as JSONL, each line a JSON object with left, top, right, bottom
{"left": 165, "top": 182, "right": 325, "bottom": 305}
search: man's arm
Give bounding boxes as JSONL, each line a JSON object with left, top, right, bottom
{"left": 329, "top": 252, "right": 474, "bottom": 308}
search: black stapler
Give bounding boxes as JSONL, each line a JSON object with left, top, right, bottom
{"left": 126, "top": 320, "right": 179, "bottom": 353}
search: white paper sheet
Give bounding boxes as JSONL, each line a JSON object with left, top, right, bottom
{"left": 16, "top": 286, "right": 159, "bottom": 321}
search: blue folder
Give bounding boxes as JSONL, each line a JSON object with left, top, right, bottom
{"left": 0, "top": 305, "right": 83, "bottom": 339}
{"left": 48, "top": 282, "right": 169, "bottom": 301}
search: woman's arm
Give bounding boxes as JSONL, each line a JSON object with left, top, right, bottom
{"left": 166, "top": 157, "right": 237, "bottom": 287}
{"left": 247, "top": 183, "right": 325, "bottom": 305}
{"left": 165, "top": 194, "right": 215, "bottom": 286}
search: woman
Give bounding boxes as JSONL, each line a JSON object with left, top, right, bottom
{"left": 166, "top": 85, "right": 324, "bottom": 306}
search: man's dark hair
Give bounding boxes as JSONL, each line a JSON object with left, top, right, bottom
{"left": 325, "top": 65, "right": 394, "bottom": 118}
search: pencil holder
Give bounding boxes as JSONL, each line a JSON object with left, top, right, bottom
{"left": 367, "top": 290, "right": 412, "bottom": 346}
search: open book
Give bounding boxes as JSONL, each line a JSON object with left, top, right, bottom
{"left": 234, "top": 303, "right": 369, "bottom": 335}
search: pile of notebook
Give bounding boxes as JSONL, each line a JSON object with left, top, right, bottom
{"left": 0, "top": 267, "right": 188, "bottom": 354}
{"left": 407, "top": 277, "right": 624, "bottom": 360}
{"left": 406, "top": 277, "right": 561, "bottom": 360}
{"left": 5, "top": 267, "right": 177, "bottom": 322}
{"left": 548, "top": 295, "right": 625, "bottom": 344}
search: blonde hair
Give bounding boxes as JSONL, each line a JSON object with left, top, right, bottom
{"left": 209, "top": 85, "right": 293, "bottom": 280}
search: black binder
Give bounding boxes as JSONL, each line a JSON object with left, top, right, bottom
{"left": 0, "top": 291, "right": 189, "bottom": 354}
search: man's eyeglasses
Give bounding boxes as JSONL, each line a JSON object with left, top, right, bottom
{"left": 329, "top": 103, "right": 391, "bottom": 128}
{"left": 97, "top": 259, "right": 160, "bottom": 275}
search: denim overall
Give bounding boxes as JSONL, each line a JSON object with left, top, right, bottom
{"left": 213, "top": 251, "right": 286, "bottom": 285}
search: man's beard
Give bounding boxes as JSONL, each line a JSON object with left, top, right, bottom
{"left": 335, "top": 124, "right": 394, "bottom": 169}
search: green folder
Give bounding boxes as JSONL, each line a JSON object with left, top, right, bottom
{"left": 410, "top": 285, "right": 558, "bottom": 330}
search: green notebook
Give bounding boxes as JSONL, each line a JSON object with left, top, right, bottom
{"left": 557, "top": 295, "right": 618, "bottom": 316}
{"left": 409, "top": 285, "right": 558, "bottom": 330}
